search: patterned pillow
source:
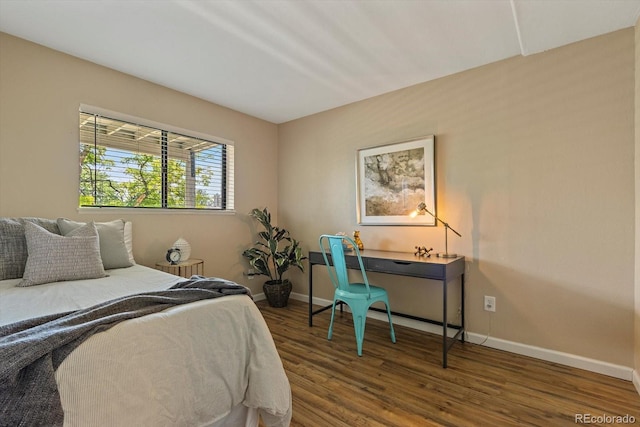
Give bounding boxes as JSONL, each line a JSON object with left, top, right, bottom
{"left": 17, "top": 221, "right": 107, "bottom": 287}
{"left": 0, "top": 217, "right": 60, "bottom": 280}
{"left": 57, "top": 218, "right": 133, "bottom": 270}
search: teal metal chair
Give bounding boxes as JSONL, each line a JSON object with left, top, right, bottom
{"left": 318, "top": 234, "right": 396, "bottom": 356}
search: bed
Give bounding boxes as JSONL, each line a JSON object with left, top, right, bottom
{"left": 0, "top": 217, "right": 292, "bottom": 427}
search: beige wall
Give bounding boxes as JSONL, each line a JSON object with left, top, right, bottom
{"left": 279, "top": 29, "right": 636, "bottom": 367}
{"left": 0, "top": 33, "right": 279, "bottom": 294}
{"left": 635, "top": 18, "right": 640, "bottom": 388}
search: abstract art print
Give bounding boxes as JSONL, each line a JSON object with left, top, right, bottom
{"left": 356, "top": 136, "right": 435, "bottom": 225}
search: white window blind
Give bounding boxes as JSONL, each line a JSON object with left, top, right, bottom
{"left": 79, "top": 107, "right": 234, "bottom": 210}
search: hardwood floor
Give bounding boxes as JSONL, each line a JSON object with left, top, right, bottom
{"left": 257, "top": 299, "right": 640, "bottom": 427}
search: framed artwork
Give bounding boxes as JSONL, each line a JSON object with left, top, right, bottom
{"left": 356, "top": 135, "right": 435, "bottom": 226}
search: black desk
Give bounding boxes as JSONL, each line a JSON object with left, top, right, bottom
{"left": 308, "top": 249, "right": 465, "bottom": 368}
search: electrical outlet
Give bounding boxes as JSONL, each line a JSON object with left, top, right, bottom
{"left": 247, "top": 268, "right": 255, "bottom": 280}
{"left": 484, "top": 296, "right": 496, "bottom": 312}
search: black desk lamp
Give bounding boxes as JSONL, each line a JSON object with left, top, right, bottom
{"left": 411, "top": 202, "right": 461, "bottom": 258}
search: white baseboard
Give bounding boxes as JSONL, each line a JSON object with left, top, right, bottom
{"left": 464, "top": 332, "right": 633, "bottom": 381}
{"left": 289, "top": 292, "right": 634, "bottom": 381}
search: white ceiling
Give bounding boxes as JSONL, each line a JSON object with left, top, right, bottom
{"left": 1, "top": 0, "right": 639, "bottom": 124}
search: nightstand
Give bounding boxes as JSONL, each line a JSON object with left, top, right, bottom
{"left": 155, "top": 259, "right": 204, "bottom": 278}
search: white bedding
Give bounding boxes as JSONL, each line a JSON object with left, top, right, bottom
{"left": 0, "top": 266, "right": 292, "bottom": 427}
{"left": 0, "top": 265, "right": 184, "bottom": 326}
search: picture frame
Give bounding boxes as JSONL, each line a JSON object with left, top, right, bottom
{"left": 356, "top": 135, "right": 435, "bottom": 226}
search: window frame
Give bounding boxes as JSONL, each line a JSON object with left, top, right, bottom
{"left": 78, "top": 105, "right": 235, "bottom": 213}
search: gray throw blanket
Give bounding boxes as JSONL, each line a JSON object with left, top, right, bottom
{"left": 0, "top": 276, "right": 250, "bottom": 427}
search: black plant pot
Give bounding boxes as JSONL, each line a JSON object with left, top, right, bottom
{"left": 263, "top": 279, "right": 292, "bottom": 308}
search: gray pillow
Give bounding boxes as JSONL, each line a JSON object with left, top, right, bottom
{"left": 0, "top": 217, "right": 60, "bottom": 280}
{"left": 57, "top": 218, "right": 132, "bottom": 270}
{"left": 18, "top": 221, "right": 107, "bottom": 287}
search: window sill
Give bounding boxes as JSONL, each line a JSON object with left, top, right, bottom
{"left": 78, "top": 207, "right": 236, "bottom": 216}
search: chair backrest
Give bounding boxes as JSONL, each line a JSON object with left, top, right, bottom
{"left": 318, "top": 234, "right": 370, "bottom": 294}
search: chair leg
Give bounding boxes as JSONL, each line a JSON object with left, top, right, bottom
{"left": 386, "top": 303, "right": 396, "bottom": 343}
{"left": 328, "top": 300, "right": 337, "bottom": 341}
{"left": 352, "top": 312, "right": 365, "bottom": 357}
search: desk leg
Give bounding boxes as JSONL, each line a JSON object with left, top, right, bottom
{"left": 461, "top": 273, "right": 465, "bottom": 343}
{"left": 443, "top": 279, "right": 448, "bottom": 368}
{"left": 308, "top": 263, "right": 314, "bottom": 327}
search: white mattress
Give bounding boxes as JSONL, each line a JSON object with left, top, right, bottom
{"left": 1, "top": 265, "right": 292, "bottom": 427}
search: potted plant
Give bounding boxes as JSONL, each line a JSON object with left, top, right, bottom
{"left": 242, "top": 207, "right": 306, "bottom": 307}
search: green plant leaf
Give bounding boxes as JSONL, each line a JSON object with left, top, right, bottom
{"left": 244, "top": 207, "right": 306, "bottom": 282}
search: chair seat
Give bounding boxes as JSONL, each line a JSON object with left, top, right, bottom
{"left": 336, "top": 283, "right": 388, "bottom": 300}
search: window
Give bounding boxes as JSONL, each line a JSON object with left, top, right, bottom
{"left": 79, "top": 106, "right": 234, "bottom": 211}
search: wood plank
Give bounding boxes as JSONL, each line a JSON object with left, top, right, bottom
{"left": 258, "top": 299, "right": 640, "bottom": 427}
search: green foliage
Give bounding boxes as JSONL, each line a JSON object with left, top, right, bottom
{"left": 242, "top": 207, "right": 306, "bottom": 282}
{"left": 79, "top": 144, "right": 218, "bottom": 208}
{"left": 120, "top": 153, "right": 186, "bottom": 207}
{"left": 80, "top": 145, "right": 121, "bottom": 204}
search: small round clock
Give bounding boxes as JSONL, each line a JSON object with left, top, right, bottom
{"left": 166, "top": 248, "right": 182, "bottom": 265}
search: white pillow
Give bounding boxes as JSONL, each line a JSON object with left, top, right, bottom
{"left": 57, "top": 218, "right": 133, "bottom": 270}
{"left": 18, "top": 221, "right": 107, "bottom": 287}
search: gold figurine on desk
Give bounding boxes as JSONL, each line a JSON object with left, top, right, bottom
{"left": 353, "top": 231, "right": 364, "bottom": 251}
